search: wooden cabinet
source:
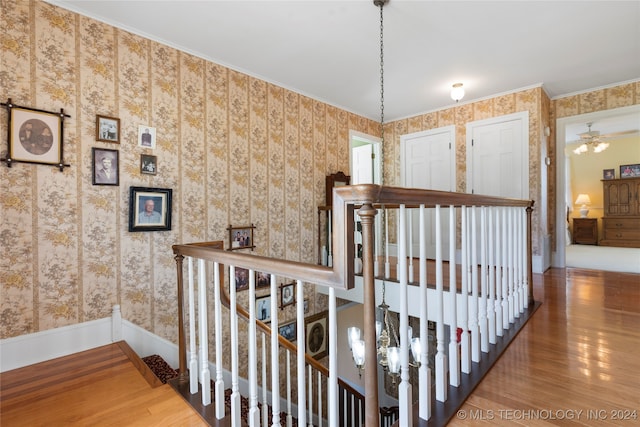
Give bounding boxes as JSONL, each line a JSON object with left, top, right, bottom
{"left": 600, "top": 177, "right": 640, "bottom": 248}
{"left": 573, "top": 218, "right": 598, "bottom": 245}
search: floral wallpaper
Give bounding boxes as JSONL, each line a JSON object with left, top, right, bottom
{"left": 0, "top": 1, "right": 377, "bottom": 341}
{"left": 1, "top": 1, "right": 638, "bottom": 347}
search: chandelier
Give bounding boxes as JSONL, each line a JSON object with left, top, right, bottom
{"left": 347, "top": 282, "right": 421, "bottom": 382}
{"left": 573, "top": 123, "right": 610, "bottom": 155}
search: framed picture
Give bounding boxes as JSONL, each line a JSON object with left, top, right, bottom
{"left": 304, "top": 299, "right": 309, "bottom": 314}
{"left": 620, "top": 164, "right": 640, "bottom": 178}
{"left": 96, "top": 115, "right": 120, "bottom": 143}
{"left": 256, "top": 295, "right": 271, "bottom": 323}
{"left": 305, "top": 311, "right": 328, "bottom": 359}
{"left": 228, "top": 224, "right": 256, "bottom": 251}
{"left": 140, "top": 154, "right": 157, "bottom": 175}
{"left": 278, "top": 321, "right": 297, "bottom": 342}
{"left": 92, "top": 147, "right": 119, "bottom": 186}
{"left": 128, "top": 186, "right": 172, "bottom": 232}
{"left": 256, "top": 271, "right": 270, "bottom": 289}
{"left": 603, "top": 169, "right": 615, "bottom": 180}
{"left": 280, "top": 281, "right": 295, "bottom": 309}
{"left": 138, "top": 125, "right": 156, "bottom": 149}
{"left": 4, "top": 103, "right": 64, "bottom": 166}
{"left": 234, "top": 267, "right": 249, "bottom": 291}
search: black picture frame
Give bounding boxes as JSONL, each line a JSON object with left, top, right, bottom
{"left": 280, "top": 281, "right": 295, "bottom": 309}
{"left": 96, "top": 115, "right": 120, "bottom": 143}
{"left": 234, "top": 267, "right": 249, "bottom": 292}
{"left": 228, "top": 224, "right": 255, "bottom": 251}
{"left": 620, "top": 164, "right": 640, "bottom": 178}
{"left": 92, "top": 147, "right": 119, "bottom": 186}
{"left": 256, "top": 295, "right": 271, "bottom": 323}
{"left": 1, "top": 100, "right": 70, "bottom": 170}
{"left": 256, "top": 271, "right": 270, "bottom": 289}
{"left": 128, "top": 186, "right": 172, "bottom": 232}
{"left": 278, "top": 321, "right": 297, "bottom": 342}
{"left": 140, "top": 154, "right": 157, "bottom": 175}
{"left": 305, "top": 311, "right": 328, "bottom": 360}
{"left": 603, "top": 169, "right": 615, "bottom": 180}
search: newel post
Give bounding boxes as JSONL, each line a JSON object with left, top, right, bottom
{"left": 174, "top": 252, "right": 188, "bottom": 381}
{"left": 526, "top": 205, "right": 534, "bottom": 306}
{"left": 357, "top": 203, "right": 380, "bottom": 427}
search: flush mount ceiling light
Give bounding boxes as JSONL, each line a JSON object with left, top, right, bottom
{"left": 450, "top": 83, "right": 464, "bottom": 102}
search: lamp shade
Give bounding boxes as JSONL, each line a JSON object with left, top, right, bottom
{"left": 575, "top": 194, "right": 591, "bottom": 206}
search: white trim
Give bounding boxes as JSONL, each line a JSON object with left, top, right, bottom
{"left": 551, "top": 78, "right": 640, "bottom": 101}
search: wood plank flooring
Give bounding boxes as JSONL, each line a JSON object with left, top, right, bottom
{"left": 0, "top": 341, "right": 207, "bottom": 426}
{"left": 1, "top": 268, "right": 638, "bottom": 426}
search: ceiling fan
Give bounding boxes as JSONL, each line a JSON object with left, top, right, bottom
{"left": 571, "top": 122, "right": 638, "bottom": 155}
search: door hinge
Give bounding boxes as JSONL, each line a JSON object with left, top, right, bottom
{"left": 371, "top": 153, "right": 375, "bottom": 159}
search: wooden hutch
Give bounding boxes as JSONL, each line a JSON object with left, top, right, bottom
{"left": 600, "top": 177, "right": 640, "bottom": 248}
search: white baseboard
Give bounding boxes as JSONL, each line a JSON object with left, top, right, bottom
{"left": 0, "top": 317, "right": 112, "bottom": 372}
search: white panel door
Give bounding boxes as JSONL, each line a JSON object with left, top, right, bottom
{"left": 351, "top": 143, "right": 374, "bottom": 184}
{"left": 401, "top": 126, "right": 456, "bottom": 260}
{"left": 467, "top": 112, "right": 529, "bottom": 199}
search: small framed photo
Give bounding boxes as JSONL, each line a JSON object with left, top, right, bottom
{"left": 6, "top": 104, "right": 62, "bottom": 166}
{"left": 620, "top": 164, "right": 640, "bottom": 178}
{"left": 128, "top": 186, "right": 172, "bottom": 232}
{"left": 141, "top": 154, "right": 157, "bottom": 175}
{"left": 280, "top": 281, "right": 295, "bottom": 309}
{"left": 304, "top": 299, "right": 309, "bottom": 314}
{"left": 278, "top": 321, "right": 297, "bottom": 342}
{"left": 305, "top": 311, "right": 328, "bottom": 360}
{"left": 92, "top": 147, "right": 119, "bottom": 186}
{"left": 96, "top": 115, "right": 120, "bottom": 143}
{"left": 256, "top": 295, "right": 271, "bottom": 323}
{"left": 603, "top": 169, "right": 615, "bottom": 180}
{"left": 228, "top": 224, "right": 255, "bottom": 251}
{"left": 256, "top": 271, "right": 270, "bottom": 289}
{"left": 234, "top": 267, "right": 249, "bottom": 291}
{"left": 138, "top": 125, "right": 156, "bottom": 149}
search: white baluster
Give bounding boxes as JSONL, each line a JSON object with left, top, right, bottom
{"left": 398, "top": 205, "right": 413, "bottom": 422}
{"left": 470, "top": 207, "right": 480, "bottom": 363}
{"left": 230, "top": 266, "right": 241, "bottom": 426}
{"left": 479, "top": 206, "right": 489, "bottom": 353}
{"left": 296, "top": 280, "right": 307, "bottom": 427}
{"left": 248, "top": 270, "right": 260, "bottom": 427}
{"left": 521, "top": 208, "right": 529, "bottom": 309}
{"left": 308, "top": 364, "right": 313, "bottom": 427}
{"left": 448, "top": 205, "right": 460, "bottom": 387}
{"left": 262, "top": 333, "right": 269, "bottom": 427}
{"left": 434, "top": 205, "right": 447, "bottom": 403}
{"left": 328, "top": 286, "right": 337, "bottom": 426}
{"left": 495, "top": 208, "right": 504, "bottom": 337}
{"left": 213, "top": 261, "right": 223, "bottom": 415}
{"left": 501, "top": 208, "right": 509, "bottom": 331}
{"left": 460, "top": 206, "right": 471, "bottom": 374}
{"left": 419, "top": 205, "right": 431, "bottom": 420}
{"left": 328, "top": 210, "right": 333, "bottom": 267}
{"left": 198, "top": 259, "right": 211, "bottom": 406}
{"left": 187, "top": 257, "right": 198, "bottom": 394}
{"left": 317, "top": 371, "right": 323, "bottom": 427}
{"left": 408, "top": 208, "right": 414, "bottom": 283}
{"left": 270, "top": 274, "right": 281, "bottom": 427}
{"left": 487, "top": 207, "right": 497, "bottom": 344}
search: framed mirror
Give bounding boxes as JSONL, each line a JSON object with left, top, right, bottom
{"left": 325, "top": 171, "right": 350, "bottom": 206}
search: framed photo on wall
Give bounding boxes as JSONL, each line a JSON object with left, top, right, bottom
{"left": 5, "top": 104, "right": 63, "bottom": 166}
{"left": 140, "top": 154, "right": 157, "bottom": 175}
{"left": 228, "top": 224, "right": 255, "bottom": 250}
{"left": 305, "top": 311, "right": 328, "bottom": 360}
{"left": 92, "top": 147, "right": 119, "bottom": 186}
{"left": 603, "top": 169, "right": 615, "bottom": 180}
{"left": 620, "top": 164, "right": 640, "bottom": 178}
{"left": 128, "top": 186, "right": 172, "bottom": 231}
{"left": 256, "top": 295, "right": 271, "bottom": 323}
{"left": 278, "top": 321, "right": 297, "bottom": 342}
{"left": 96, "top": 115, "right": 120, "bottom": 143}
{"left": 234, "top": 267, "right": 249, "bottom": 291}
{"left": 280, "top": 281, "right": 295, "bottom": 309}
{"left": 138, "top": 125, "right": 156, "bottom": 149}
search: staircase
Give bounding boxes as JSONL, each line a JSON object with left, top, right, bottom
{"left": 171, "top": 184, "right": 536, "bottom": 426}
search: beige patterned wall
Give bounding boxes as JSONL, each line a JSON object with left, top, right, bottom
{"left": 0, "top": 1, "right": 377, "bottom": 341}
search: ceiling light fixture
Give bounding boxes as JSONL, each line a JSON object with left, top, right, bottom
{"left": 450, "top": 82, "right": 465, "bottom": 102}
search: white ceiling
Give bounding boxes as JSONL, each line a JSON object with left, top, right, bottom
{"left": 48, "top": 0, "right": 640, "bottom": 136}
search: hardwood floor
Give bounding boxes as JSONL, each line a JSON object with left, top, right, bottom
{"left": 1, "top": 268, "right": 638, "bottom": 426}
{"left": 451, "top": 268, "right": 640, "bottom": 426}
{"left": 0, "top": 341, "right": 207, "bottom": 426}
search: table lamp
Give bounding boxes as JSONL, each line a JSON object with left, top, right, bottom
{"left": 575, "top": 194, "right": 591, "bottom": 218}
